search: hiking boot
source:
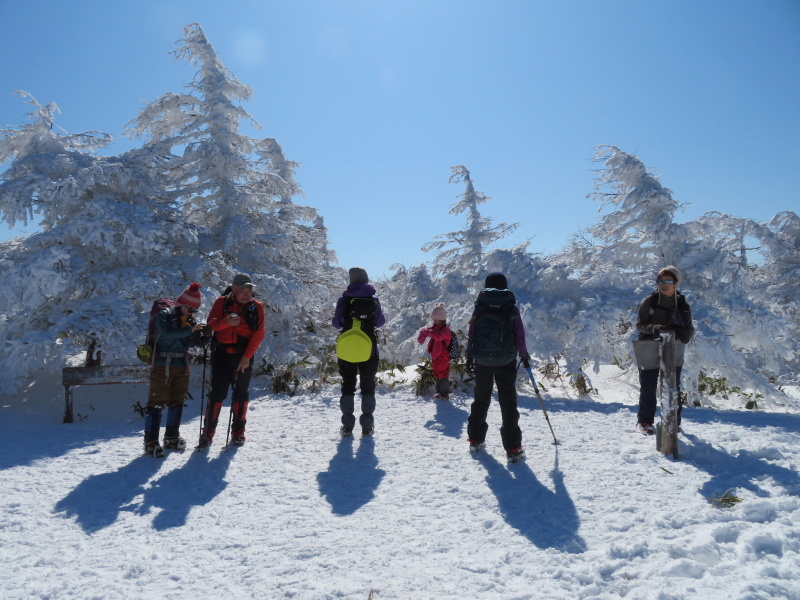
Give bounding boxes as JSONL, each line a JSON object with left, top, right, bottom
{"left": 506, "top": 447, "right": 526, "bottom": 463}
{"left": 144, "top": 441, "right": 164, "bottom": 458}
{"left": 163, "top": 436, "right": 187, "bottom": 451}
{"left": 638, "top": 422, "right": 656, "bottom": 436}
{"left": 340, "top": 426, "right": 353, "bottom": 437}
{"left": 362, "top": 426, "right": 374, "bottom": 437}
{"left": 468, "top": 439, "right": 486, "bottom": 453}
{"left": 196, "top": 435, "right": 213, "bottom": 449}
{"left": 232, "top": 434, "right": 246, "bottom": 446}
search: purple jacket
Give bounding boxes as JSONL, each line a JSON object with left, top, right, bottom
{"left": 331, "top": 282, "right": 386, "bottom": 330}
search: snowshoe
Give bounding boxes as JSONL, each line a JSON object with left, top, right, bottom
{"left": 195, "top": 435, "right": 213, "bottom": 450}
{"left": 232, "top": 434, "right": 246, "bottom": 446}
{"left": 433, "top": 393, "right": 450, "bottom": 400}
{"left": 144, "top": 442, "right": 164, "bottom": 458}
{"left": 506, "top": 447, "right": 526, "bottom": 464}
{"left": 163, "top": 436, "right": 187, "bottom": 451}
{"left": 362, "top": 426, "right": 374, "bottom": 437}
{"left": 340, "top": 426, "right": 353, "bottom": 438}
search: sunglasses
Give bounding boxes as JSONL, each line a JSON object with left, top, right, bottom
{"left": 186, "top": 307, "right": 198, "bottom": 313}
{"left": 656, "top": 279, "right": 675, "bottom": 285}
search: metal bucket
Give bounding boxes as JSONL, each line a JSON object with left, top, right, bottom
{"left": 632, "top": 339, "right": 685, "bottom": 370}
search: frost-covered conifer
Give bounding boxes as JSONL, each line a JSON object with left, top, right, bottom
{"left": 383, "top": 166, "right": 518, "bottom": 366}
{"left": 546, "top": 146, "right": 797, "bottom": 393}
{"left": 378, "top": 264, "right": 441, "bottom": 365}
{"left": 126, "top": 23, "right": 339, "bottom": 370}
{"left": 422, "top": 165, "right": 518, "bottom": 283}
{"left": 0, "top": 93, "right": 201, "bottom": 392}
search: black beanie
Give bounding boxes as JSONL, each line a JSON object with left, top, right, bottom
{"left": 484, "top": 272, "right": 508, "bottom": 289}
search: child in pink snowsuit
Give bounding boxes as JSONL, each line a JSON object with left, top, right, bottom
{"left": 418, "top": 303, "right": 453, "bottom": 399}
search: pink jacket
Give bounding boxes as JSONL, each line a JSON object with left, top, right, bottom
{"left": 418, "top": 323, "right": 452, "bottom": 379}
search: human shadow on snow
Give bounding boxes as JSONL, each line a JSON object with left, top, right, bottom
{"left": 681, "top": 432, "right": 800, "bottom": 499}
{"left": 53, "top": 448, "right": 234, "bottom": 533}
{"left": 317, "top": 436, "right": 386, "bottom": 516}
{"left": 0, "top": 412, "right": 143, "bottom": 472}
{"left": 518, "top": 391, "right": 800, "bottom": 435}
{"left": 476, "top": 451, "right": 587, "bottom": 554}
{"left": 141, "top": 448, "right": 234, "bottom": 530}
{"left": 53, "top": 454, "right": 166, "bottom": 534}
{"left": 424, "top": 397, "right": 469, "bottom": 439}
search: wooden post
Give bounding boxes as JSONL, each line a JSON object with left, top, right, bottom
{"left": 658, "top": 332, "right": 679, "bottom": 459}
{"left": 63, "top": 385, "right": 74, "bottom": 423}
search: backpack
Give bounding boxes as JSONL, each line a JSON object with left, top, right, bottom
{"left": 336, "top": 297, "right": 378, "bottom": 363}
{"left": 136, "top": 299, "right": 176, "bottom": 364}
{"left": 448, "top": 332, "right": 462, "bottom": 360}
{"left": 470, "top": 289, "right": 518, "bottom": 367}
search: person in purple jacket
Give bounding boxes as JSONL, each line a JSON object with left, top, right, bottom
{"left": 331, "top": 267, "right": 386, "bottom": 437}
{"left": 465, "top": 272, "right": 531, "bottom": 463}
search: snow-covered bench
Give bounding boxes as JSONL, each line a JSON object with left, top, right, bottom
{"left": 62, "top": 365, "right": 151, "bottom": 423}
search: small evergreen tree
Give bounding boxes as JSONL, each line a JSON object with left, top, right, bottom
{"left": 422, "top": 165, "right": 518, "bottom": 283}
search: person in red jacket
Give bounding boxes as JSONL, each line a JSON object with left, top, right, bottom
{"left": 198, "top": 273, "right": 265, "bottom": 448}
{"left": 418, "top": 303, "right": 454, "bottom": 399}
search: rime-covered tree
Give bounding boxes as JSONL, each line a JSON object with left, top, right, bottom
{"left": 544, "top": 146, "right": 797, "bottom": 394}
{"left": 378, "top": 264, "right": 441, "bottom": 365}
{"left": 0, "top": 93, "right": 202, "bottom": 392}
{"left": 422, "top": 165, "right": 518, "bottom": 283}
{"left": 125, "top": 23, "right": 339, "bottom": 369}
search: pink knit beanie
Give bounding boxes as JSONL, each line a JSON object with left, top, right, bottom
{"left": 431, "top": 303, "right": 447, "bottom": 321}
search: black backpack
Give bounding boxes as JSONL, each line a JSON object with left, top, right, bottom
{"left": 221, "top": 289, "right": 260, "bottom": 331}
{"left": 470, "top": 289, "right": 518, "bottom": 367}
{"left": 448, "top": 332, "right": 462, "bottom": 360}
{"left": 343, "top": 297, "right": 378, "bottom": 340}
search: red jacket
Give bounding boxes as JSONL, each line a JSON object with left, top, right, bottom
{"left": 207, "top": 294, "right": 265, "bottom": 360}
{"left": 418, "top": 323, "right": 452, "bottom": 379}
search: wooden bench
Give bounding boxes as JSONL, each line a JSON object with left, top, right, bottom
{"left": 62, "top": 365, "right": 151, "bottom": 423}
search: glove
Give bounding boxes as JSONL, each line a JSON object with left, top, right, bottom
{"left": 676, "top": 327, "right": 692, "bottom": 344}
{"left": 465, "top": 356, "right": 474, "bottom": 374}
{"left": 651, "top": 324, "right": 665, "bottom": 337}
{"left": 520, "top": 354, "right": 531, "bottom": 369}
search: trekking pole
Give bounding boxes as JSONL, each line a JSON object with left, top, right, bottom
{"left": 224, "top": 370, "right": 240, "bottom": 449}
{"left": 224, "top": 404, "right": 234, "bottom": 448}
{"left": 524, "top": 365, "right": 560, "bottom": 445}
{"left": 198, "top": 341, "right": 209, "bottom": 440}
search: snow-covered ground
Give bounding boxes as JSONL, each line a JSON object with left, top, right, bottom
{"left": 2, "top": 365, "right": 799, "bottom": 600}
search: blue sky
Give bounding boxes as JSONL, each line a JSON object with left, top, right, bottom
{"left": 1, "top": 0, "right": 798, "bottom": 280}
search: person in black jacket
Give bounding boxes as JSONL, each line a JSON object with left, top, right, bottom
{"left": 465, "top": 272, "right": 531, "bottom": 463}
{"left": 635, "top": 265, "right": 694, "bottom": 434}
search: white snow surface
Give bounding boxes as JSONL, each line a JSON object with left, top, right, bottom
{"left": 2, "top": 366, "right": 800, "bottom": 600}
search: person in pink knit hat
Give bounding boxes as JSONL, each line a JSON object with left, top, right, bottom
{"left": 418, "top": 302, "right": 455, "bottom": 399}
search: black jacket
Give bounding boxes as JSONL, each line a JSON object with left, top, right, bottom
{"left": 636, "top": 291, "right": 694, "bottom": 344}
